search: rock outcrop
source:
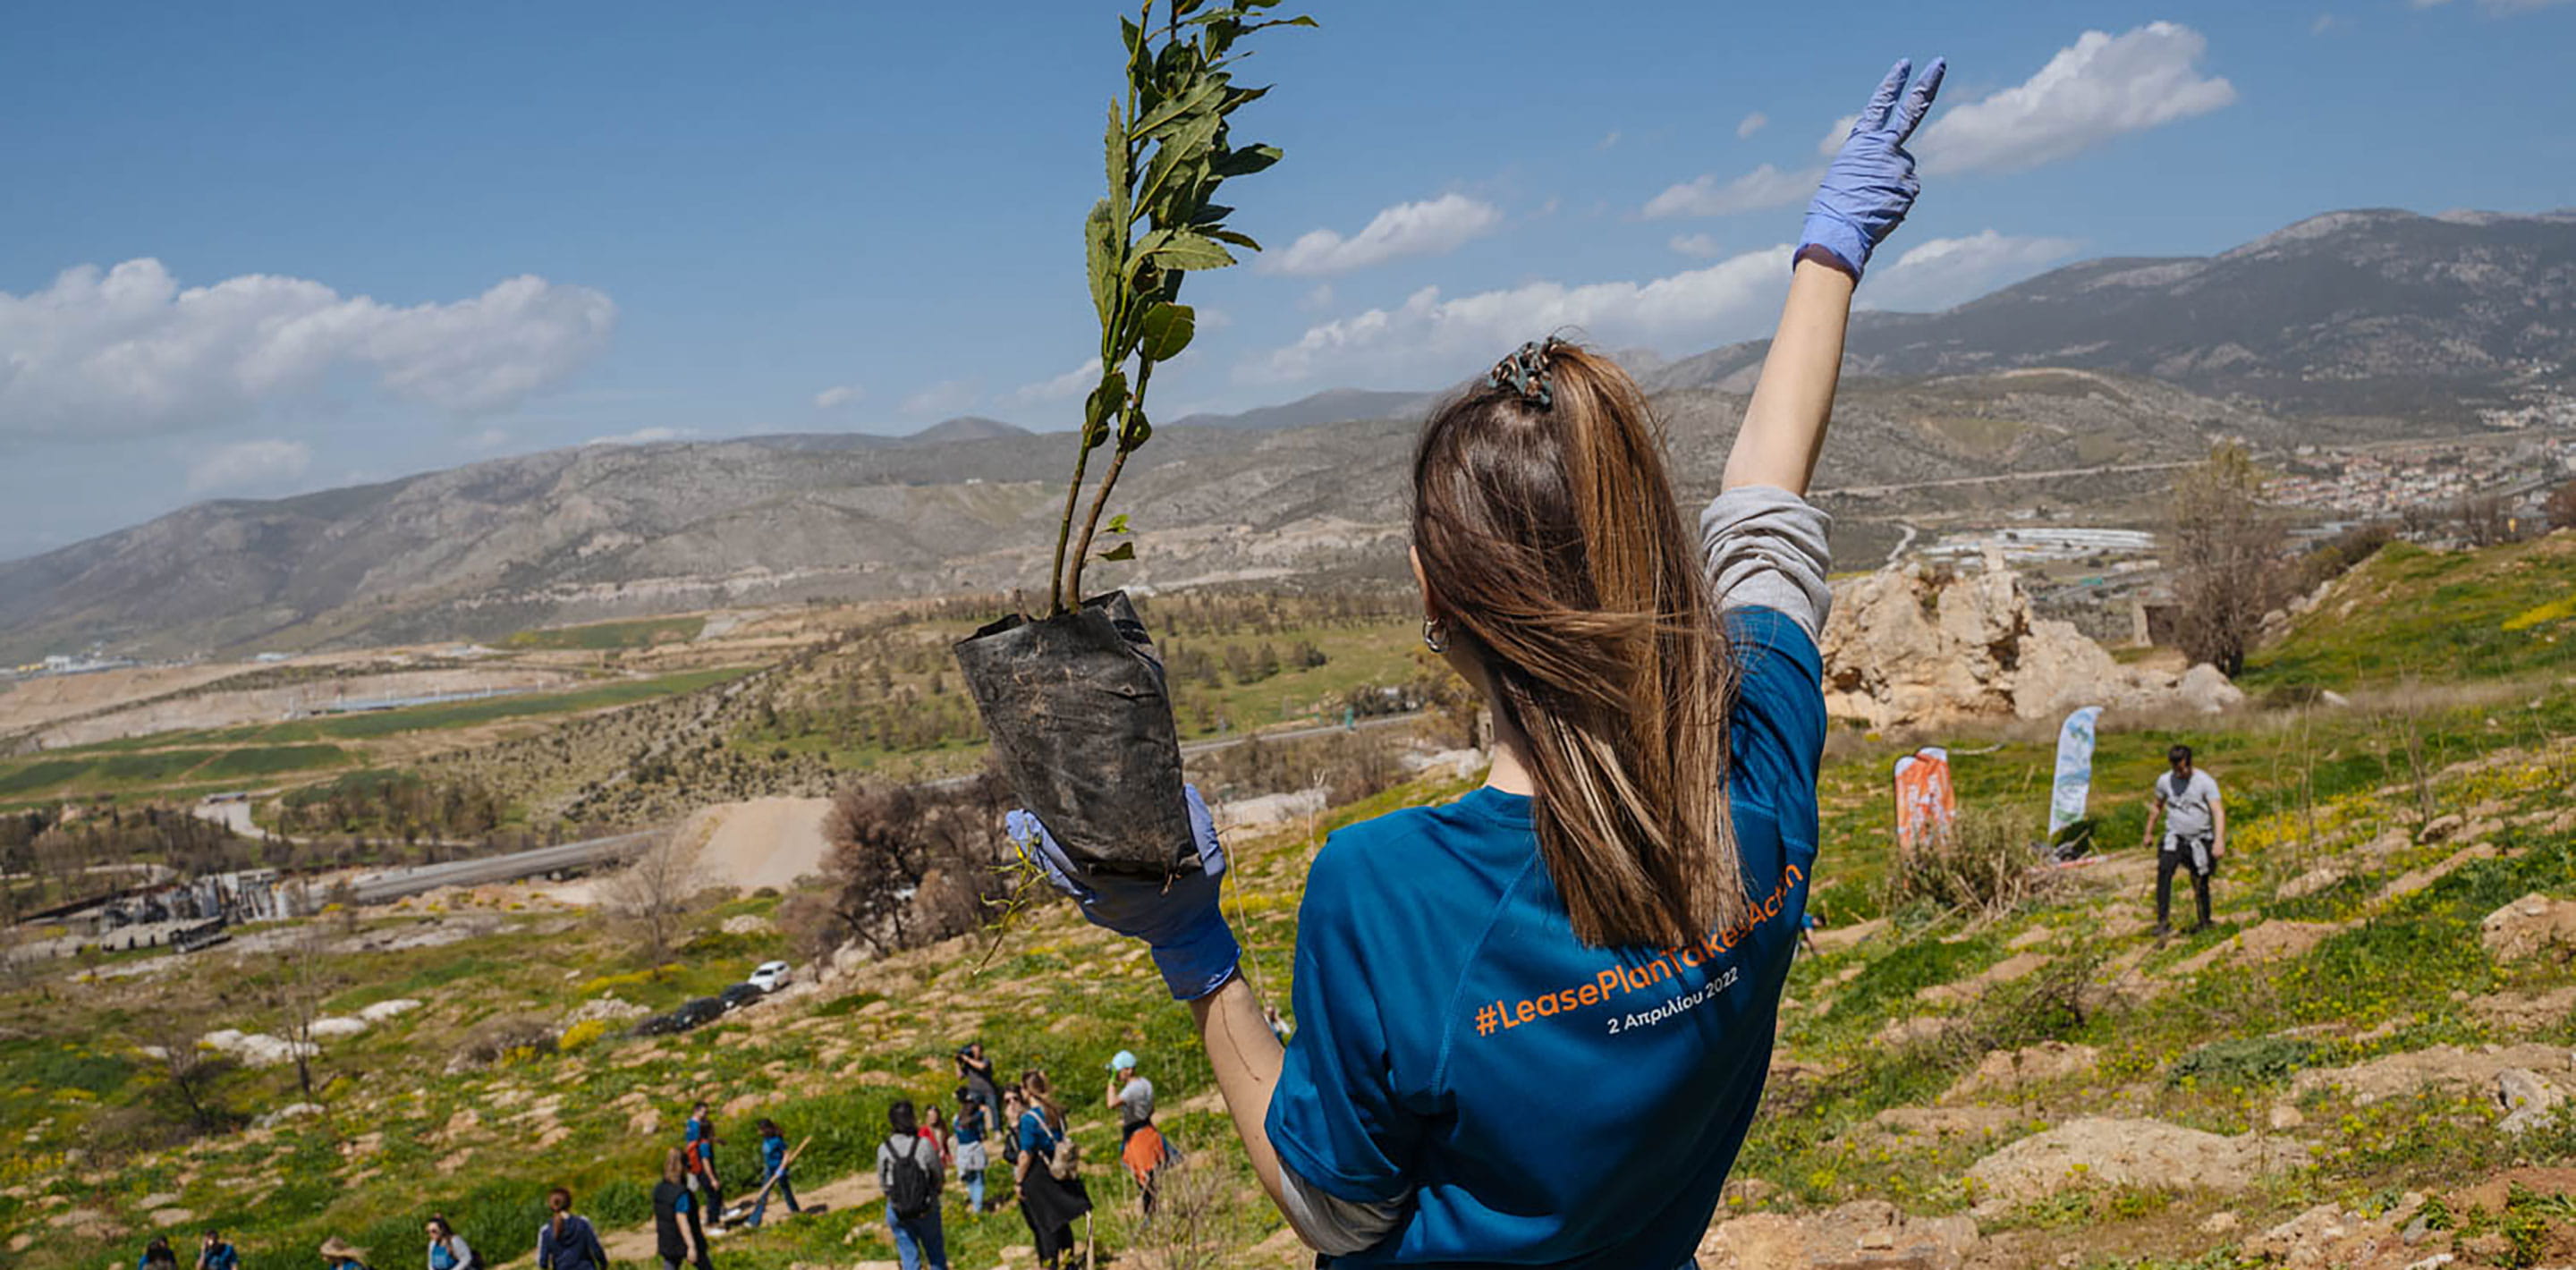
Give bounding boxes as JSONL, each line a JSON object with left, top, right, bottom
{"left": 1819, "top": 559, "right": 2241, "bottom": 727}
{"left": 1963, "top": 1117, "right": 2307, "bottom": 1214}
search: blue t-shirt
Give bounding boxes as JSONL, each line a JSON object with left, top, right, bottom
{"left": 762, "top": 1133, "right": 789, "bottom": 1173}
{"left": 955, "top": 1105, "right": 986, "bottom": 1145}
{"left": 1018, "top": 1108, "right": 1054, "bottom": 1156}
{"left": 1264, "top": 605, "right": 1825, "bottom": 1268}
{"left": 684, "top": 1116, "right": 715, "bottom": 1167}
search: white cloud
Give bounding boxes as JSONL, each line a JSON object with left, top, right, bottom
{"left": 1301, "top": 284, "right": 1335, "bottom": 310}
{"left": 1669, "top": 233, "right": 1727, "bottom": 258}
{"left": 0, "top": 258, "right": 613, "bottom": 442}
{"left": 463, "top": 427, "right": 512, "bottom": 452}
{"left": 2309, "top": 13, "right": 2343, "bottom": 33}
{"left": 1863, "top": 230, "right": 2084, "bottom": 311}
{"left": 1597, "top": 130, "right": 1622, "bottom": 149}
{"left": 1263, "top": 194, "right": 1504, "bottom": 276}
{"left": 813, "top": 385, "right": 863, "bottom": 410}
{"left": 584, "top": 427, "right": 696, "bottom": 446}
{"left": 1250, "top": 246, "right": 1789, "bottom": 386}
{"left": 1006, "top": 360, "right": 1106, "bottom": 407}
{"left": 901, "top": 379, "right": 979, "bottom": 418}
{"left": 187, "top": 439, "right": 310, "bottom": 494}
{"left": 1918, "top": 22, "right": 2237, "bottom": 174}
{"left": 1818, "top": 114, "right": 1860, "bottom": 157}
{"left": 1736, "top": 112, "right": 1769, "bottom": 140}
{"left": 1642, "top": 164, "right": 1821, "bottom": 219}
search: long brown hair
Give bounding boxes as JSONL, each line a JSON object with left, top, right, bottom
{"left": 1020, "top": 1069, "right": 1064, "bottom": 1130}
{"left": 1412, "top": 340, "right": 1745, "bottom": 947}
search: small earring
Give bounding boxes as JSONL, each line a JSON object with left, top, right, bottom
{"left": 1422, "top": 617, "right": 1451, "bottom": 653}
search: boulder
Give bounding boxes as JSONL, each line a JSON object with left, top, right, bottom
{"left": 2247, "top": 1203, "right": 2411, "bottom": 1269}
{"left": 1963, "top": 1117, "right": 2306, "bottom": 1214}
{"left": 2496, "top": 1068, "right": 2568, "bottom": 1134}
{"left": 1943, "top": 1042, "right": 2100, "bottom": 1102}
{"left": 2292, "top": 1042, "right": 2576, "bottom": 1105}
{"left": 2467, "top": 986, "right": 2576, "bottom": 1033}
{"left": 1698, "top": 1200, "right": 1980, "bottom": 1269}
{"left": 1818, "top": 562, "right": 2239, "bottom": 728}
{"left": 2177, "top": 663, "right": 2246, "bottom": 714}
{"left": 356, "top": 998, "right": 423, "bottom": 1022}
{"left": 2481, "top": 894, "right": 2576, "bottom": 962}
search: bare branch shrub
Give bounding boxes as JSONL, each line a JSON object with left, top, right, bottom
{"left": 2167, "top": 443, "right": 2284, "bottom": 676}
{"left": 808, "top": 764, "right": 1013, "bottom": 960}
{"left": 607, "top": 831, "right": 700, "bottom": 963}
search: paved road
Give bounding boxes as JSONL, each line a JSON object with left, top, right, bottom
{"left": 1818, "top": 461, "right": 2197, "bottom": 499}
{"left": 345, "top": 830, "right": 659, "bottom": 905}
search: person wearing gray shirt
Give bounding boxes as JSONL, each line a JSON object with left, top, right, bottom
{"left": 2140, "top": 743, "right": 2224, "bottom": 936}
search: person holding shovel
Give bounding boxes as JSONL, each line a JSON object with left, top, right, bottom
{"left": 747, "top": 1117, "right": 801, "bottom": 1227}
{"left": 1005, "top": 55, "right": 1945, "bottom": 1266}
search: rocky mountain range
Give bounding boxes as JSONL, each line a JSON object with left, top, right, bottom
{"left": 1647, "top": 207, "right": 2576, "bottom": 420}
{"left": 3, "top": 207, "right": 2567, "bottom": 662}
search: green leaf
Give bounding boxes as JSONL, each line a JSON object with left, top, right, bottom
{"left": 1118, "top": 408, "right": 1153, "bottom": 450}
{"left": 1209, "top": 143, "right": 1282, "bottom": 178}
{"left": 1205, "top": 228, "right": 1261, "bottom": 251}
{"left": 1083, "top": 369, "right": 1129, "bottom": 452}
{"left": 1106, "top": 513, "right": 1131, "bottom": 535}
{"left": 1085, "top": 199, "right": 1122, "bottom": 332}
{"left": 1131, "top": 79, "right": 1226, "bottom": 142}
{"left": 1097, "top": 542, "right": 1136, "bottom": 563}
{"left": 1141, "top": 232, "right": 1235, "bottom": 273}
{"left": 1139, "top": 302, "right": 1196, "bottom": 363}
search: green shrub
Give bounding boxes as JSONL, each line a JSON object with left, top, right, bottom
{"left": 2166, "top": 1035, "right": 2318, "bottom": 1088}
{"left": 1878, "top": 805, "right": 2041, "bottom": 919}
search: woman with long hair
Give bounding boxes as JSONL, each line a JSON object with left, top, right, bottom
{"left": 421, "top": 1216, "right": 472, "bottom": 1270}
{"left": 1009, "top": 1070, "right": 1092, "bottom": 1270}
{"left": 651, "top": 1149, "right": 712, "bottom": 1270}
{"left": 1009, "top": 56, "right": 1945, "bottom": 1266}
{"left": 534, "top": 1186, "right": 606, "bottom": 1270}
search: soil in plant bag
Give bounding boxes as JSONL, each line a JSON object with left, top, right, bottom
{"left": 954, "top": 590, "right": 1196, "bottom": 876}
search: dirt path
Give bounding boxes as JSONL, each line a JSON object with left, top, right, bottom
{"left": 679, "top": 797, "right": 837, "bottom": 893}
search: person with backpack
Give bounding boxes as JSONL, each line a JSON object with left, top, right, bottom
{"left": 682, "top": 1101, "right": 724, "bottom": 1210}
{"left": 747, "top": 1117, "right": 801, "bottom": 1227}
{"left": 423, "top": 1216, "right": 475, "bottom": 1270}
{"left": 1012, "top": 1070, "right": 1091, "bottom": 1270}
{"left": 652, "top": 1148, "right": 714, "bottom": 1270}
{"left": 952, "top": 1086, "right": 992, "bottom": 1214}
{"left": 317, "top": 1238, "right": 369, "bottom": 1270}
{"left": 876, "top": 1099, "right": 948, "bottom": 1270}
{"left": 1002, "top": 55, "right": 1945, "bottom": 1265}
{"left": 140, "top": 1237, "right": 181, "bottom": 1270}
{"left": 534, "top": 1187, "right": 607, "bottom": 1270}
{"left": 197, "top": 1228, "right": 242, "bottom": 1270}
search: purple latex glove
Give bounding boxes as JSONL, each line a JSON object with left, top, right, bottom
{"left": 1006, "top": 785, "right": 1240, "bottom": 1001}
{"left": 1800, "top": 57, "right": 1947, "bottom": 279}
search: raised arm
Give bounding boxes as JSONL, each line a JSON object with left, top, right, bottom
{"left": 1724, "top": 58, "right": 1945, "bottom": 496}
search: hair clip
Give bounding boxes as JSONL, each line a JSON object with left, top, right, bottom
{"left": 1486, "top": 338, "right": 1562, "bottom": 410}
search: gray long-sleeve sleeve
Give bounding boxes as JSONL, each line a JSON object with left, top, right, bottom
{"left": 1699, "top": 484, "right": 1833, "bottom": 640}
{"left": 1277, "top": 1160, "right": 1408, "bottom": 1256}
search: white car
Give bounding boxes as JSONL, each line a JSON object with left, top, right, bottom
{"left": 747, "top": 960, "right": 792, "bottom": 993}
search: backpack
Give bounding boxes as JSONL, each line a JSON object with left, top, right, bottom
{"left": 1033, "top": 1112, "right": 1082, "bottom": 1182}
{"left": 886, "top": 1134, "right": 938, "bottom": 1220}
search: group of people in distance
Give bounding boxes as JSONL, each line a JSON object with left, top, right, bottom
{"left": 150, "top": 1037, "right": 1174, "bottom": 1270}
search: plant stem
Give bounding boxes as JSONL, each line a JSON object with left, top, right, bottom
{"left": 1048, "top": 439, "right": 1097, "bottom": 616}
{"left": 1067, "top": 358, "right": 1157, "bottom": 605}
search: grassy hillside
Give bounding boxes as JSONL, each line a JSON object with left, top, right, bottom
{"left": 2244, "top": 532, "right": 2576, "bottom": 690}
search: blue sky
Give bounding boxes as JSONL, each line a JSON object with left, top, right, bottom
{"left": 4, "top": 0, "right": 2572, "bottom": 560}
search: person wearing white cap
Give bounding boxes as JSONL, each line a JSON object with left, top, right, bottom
{"left": 1104, "top": 1051, "right": 1154, "bottom": 1144}
{"left": 1106, "top": 1049, "right": 1167, "bottom": 1218}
